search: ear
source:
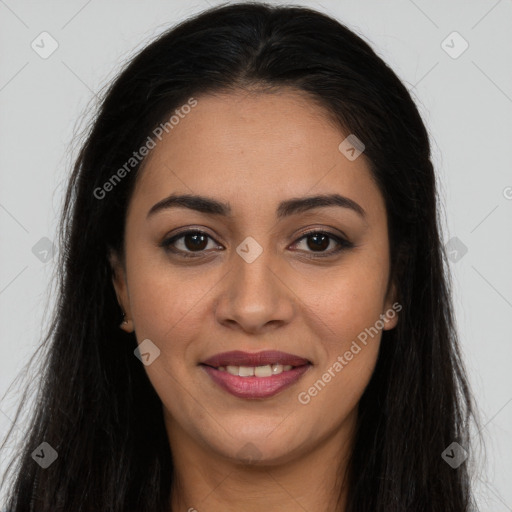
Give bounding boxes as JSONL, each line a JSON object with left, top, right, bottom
{"left": 382, "top": 279, "right": 400, "bottom": 331}
{"left": 109, "top": 248, "right": 134, "bottom": 332}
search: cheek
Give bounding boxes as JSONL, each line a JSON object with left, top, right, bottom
{"left": 296, "top": 338, "right": 379, "bottom": 439}
{"left": 309, "top": 275, "right": 384, "bottom": 388}
{"left": 125, "top": 266, "right": 211, "bottom": 415}
{"left": 125, "top": 237, "right": 215, "bottom": 336}
{"left": 128, "top": 270, "right": 209, "bottom": 349}
{"left": 293, "top": 252, "right": 388, "bottom": 402}
{"left": 296, "top": 253, "right": 390, "bottom": 341}
{"left": 295, "top": 268, "right": 386, "bottom": 429}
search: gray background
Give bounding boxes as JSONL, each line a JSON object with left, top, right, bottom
{"left": 1, "top": 0, "right": 511, "bottom": 508}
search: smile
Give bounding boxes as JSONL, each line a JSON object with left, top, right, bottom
{"left": 200, "top": 350, "right": 312, "bottom": 399}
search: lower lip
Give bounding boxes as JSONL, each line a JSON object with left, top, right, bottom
{"left": 200, "top": 364, "right": 311, "bottom": 399}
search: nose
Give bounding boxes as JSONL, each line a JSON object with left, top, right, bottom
{"left": 214, "top": 247, "right": 296, "bottom": 335}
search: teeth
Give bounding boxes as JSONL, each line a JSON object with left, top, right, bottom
{"left": 220, "top": 364, "right": 294, "bottom": 377}
{"left": 226, "top": 365, "right": 240, "bottom": 376}
{"left": 239, "top": 366, "right": 254, "bottom": 377}
{"left": 255, "top": 365, "right": 273, "bottom": 377}
{"left": 272, "top": 363, "right": 284, "bottom": 374}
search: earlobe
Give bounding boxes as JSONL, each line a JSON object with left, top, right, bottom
{"left": 382, "top": 305, "right": 399, "bottom": 331}
{"left": 119, "top": 314, "right": 134, "bottom": 333}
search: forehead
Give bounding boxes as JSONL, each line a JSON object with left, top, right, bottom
{"left": 130, "top": 88, "right": 384, "bottom": 220}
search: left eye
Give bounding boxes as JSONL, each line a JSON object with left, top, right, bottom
{"left": 291, "top": 231, "right": 351, "bottom": 256}
{"left": 161, "top": 230, "right": 351, "bottom": 258}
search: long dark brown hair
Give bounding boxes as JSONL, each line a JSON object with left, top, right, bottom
{"left": 1, "top": 2, "right": 479, "bottom": 510}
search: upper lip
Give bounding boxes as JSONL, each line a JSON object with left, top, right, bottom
{"left": 201, "top": 350, "right": 311, "bottom": 368}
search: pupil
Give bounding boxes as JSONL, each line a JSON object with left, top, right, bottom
{"left": 185, "top": 233, "right": 208, "bottom": 251}
{"left": 307, "top": 234, "right": 329, "bottom": 251}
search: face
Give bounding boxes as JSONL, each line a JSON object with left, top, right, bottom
{"left": 110, "top": 88, "right": 398, "bottom": 466}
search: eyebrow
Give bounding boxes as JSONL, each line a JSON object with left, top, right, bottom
{"left": 147, "top": 192, "right": 366, "bottom": 220}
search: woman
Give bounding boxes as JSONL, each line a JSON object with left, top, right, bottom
{"left": 0, "top": 2, "right": 479, "bottom": 510}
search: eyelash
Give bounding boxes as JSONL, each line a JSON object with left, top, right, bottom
{"left": 160, "top": 229, "right": 354, "bottom": 259}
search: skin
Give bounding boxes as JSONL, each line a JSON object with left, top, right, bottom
{"left": 110, "top": 88, "right": 399, "bottom": 512}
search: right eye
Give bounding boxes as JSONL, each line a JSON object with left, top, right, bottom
{"left": 160, "top": 230, "right": 224, "bottom": 258}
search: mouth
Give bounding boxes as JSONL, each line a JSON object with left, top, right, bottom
{"left": 199, "top": 350, "right": 312, "bottom": 399}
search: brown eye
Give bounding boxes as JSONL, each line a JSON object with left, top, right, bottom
{"left": 182, "top": 232, "right": 209, "bottom": 251}
{"left": 292, "top": 231, "right": 353, "bottom": 257}
{"left": 161, "top": 230, "right": 221, "bottom": 258}
{"left": 305, "top": 233, "right": 330, "bottom": 251}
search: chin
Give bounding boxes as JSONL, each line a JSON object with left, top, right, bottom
{"left": 211, "top": 434, "right": 306, "bottom": 467}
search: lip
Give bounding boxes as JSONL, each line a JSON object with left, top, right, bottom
{"left": 200, "top": 350, "right": 312, "bottom": 399}
{"left": 201, "top": 364, "right": 311, "bottom": 399}
{"left": 201, "top": 350, "right": 310, "bottom": 368}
